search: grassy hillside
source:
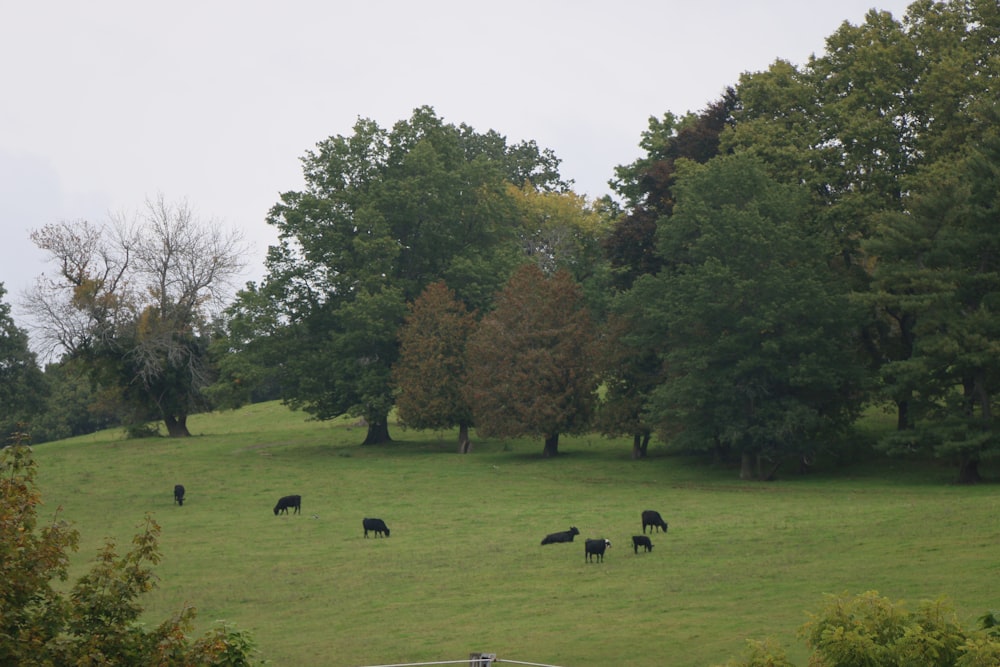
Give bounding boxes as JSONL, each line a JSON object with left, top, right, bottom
{"left": 30, "top": 402, "right": 1000, "bottom": 667}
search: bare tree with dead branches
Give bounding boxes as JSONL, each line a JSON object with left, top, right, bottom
{"left": 25, "top": 195, "right": 248, "bottom": 437}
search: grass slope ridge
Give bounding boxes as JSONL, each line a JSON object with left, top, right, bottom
{"left": 32, "top": 401, "right": 1000, "bottom": 667}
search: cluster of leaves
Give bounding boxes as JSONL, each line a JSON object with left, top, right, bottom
{"left": 723, "top": 590, "right": 1000, "bottom": 667}
{"left": 0, "top": 283, "right": 46, "bottom": 442}
{"left": 0, "top": 441, "right": 259, "bottom": 666}
{"left": 393, "top": 265, "right": 599, "bottom": 457}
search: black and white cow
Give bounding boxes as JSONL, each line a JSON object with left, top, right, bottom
{"left": 273, "top": 494, "right": 301, "bottom": 515}
{"left": 585, "top": 538, "right": 611, "bottom": 563}
{"left": 541, "top": 526, "right": 580, "bottom": 545}
{"left": 173, "top": 484, "right": 185, "bottom": 506}
{"left": 632, "top": 535, "right": 654, "bottom": 554}
{"left": 642, "top": 509, "right": 669, "bottom": 534}
{"left": 363, "top": 517, "right": 390, "bottom": 538}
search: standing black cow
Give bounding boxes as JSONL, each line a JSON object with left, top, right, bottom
{"left": 363, "top": 517, "right": 390, "bottom": 538}
{"left": 541, "top": 526, "right": 580, "bottom": 545}
{"left": 642, "top": 510, "right": 669, "bottom": 534}
{"left": 632, "top": 535, "right": 654, "bottom": 554}
{"left": 274, "top": 495, "right": 301, "bottom": 515}
{"left": 585, "top": 538, "right": 611, "bottom": 562}
{"left": 173, "top": 484, "right": 185, "bottom": 506}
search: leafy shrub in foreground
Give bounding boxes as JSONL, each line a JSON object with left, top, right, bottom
{"left": 722, "top": 590, "right": 1000, "bottom": 667}
{"left": 0, "top": 439, "right": 260, "bottom": 666}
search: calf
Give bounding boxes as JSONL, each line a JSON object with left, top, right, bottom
{"left": 273, "top": 494, "right": 301, "bottom": 515}
{"left": 541, "top": 526, "right": 580, "bottom": 545}
{"left": 584, "top": 538, "right": 611, "bottom": 563}
{"left": 642, "top": 509, "right": 669, "bottom": 534}
{"left": 363, "top": 517, "right": 390, "bottom": 538}
{"left": 632, "top": 535, "right": 654, "bottom": 554}
{"left": 173, "top": 484, "right": 185, "bottom": 506}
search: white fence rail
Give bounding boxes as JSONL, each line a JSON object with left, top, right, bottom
{"left": 357, "top": 656, "right": 568, "bottom": 667}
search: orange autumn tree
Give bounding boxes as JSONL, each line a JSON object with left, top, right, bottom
{"left": 465, "top": 264, "right": 598, "bottom": 457}
{"left": 393, "top": 281, "right": 478, "bottom": 452}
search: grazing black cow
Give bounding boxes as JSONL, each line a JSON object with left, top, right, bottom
{"left": 632, "top": 535, "right": 654, "bottom": 554}
{"left": 363, "top": 517, "right": 390, "bottom": 538}
{"left": 173, "top": 484, "right": 185, "bottom": 506}
{"left": 642, "top": 509, "right": 669, "bottom": 534}
{"left": 541, "top": 526, "right": 580, "bottom": 545}
{"left": 273, "top": 494, "right": 301, "bottom": 515}
{"left": 585, "top": 538, "right": 611, "bottom": 563}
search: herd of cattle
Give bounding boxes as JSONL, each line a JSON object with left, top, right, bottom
{"left": 540, "top": 509, "right": 668, "bottom": 562}
{"left": 173, "top": 485, "right": 667, "bottom": 562}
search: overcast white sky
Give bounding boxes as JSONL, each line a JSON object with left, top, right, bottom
{"left": 2, "top": 0, "right": 914, "bottom": 323}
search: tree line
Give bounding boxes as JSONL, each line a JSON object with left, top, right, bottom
{"left": 3, "top": 0, "right": 998, "bottom": 483}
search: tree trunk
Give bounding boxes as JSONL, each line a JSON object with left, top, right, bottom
{"left": 957, "top": 457, "right": 982, "bottom": 485}
{"left": 631, "top": 432, "right": 650, "bottom": 459}
{"left": 739, "top": 450, "right": 755, "bottom": 480}
{"left": 458, "top": 422, "right": 471, "bottom": 454}
{"left": 361, "top": 413, "right": 392, "bottom": 445}
{"left": 542, "top": 433, "right": 559, "bottom": 458}
{"left": 164, "top": 414, "right": 191, "bottom": 438}
{"left": 896, "top": 398, "right": 911, "bottom": 431}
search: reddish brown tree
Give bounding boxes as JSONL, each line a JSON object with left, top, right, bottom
{"left": 465, "top": 264, "right": 598, "bottom": 457}
{"left": 392, "top": 282, "right": 477, "bottom": 452}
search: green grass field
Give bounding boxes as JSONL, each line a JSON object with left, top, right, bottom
{"left": 30, "top": 402, "right": 1000, "bottom": 667}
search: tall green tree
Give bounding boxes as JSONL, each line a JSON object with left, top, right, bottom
{"left": 632, "top": 154, "right": 865, "bottom": 478}
{"left": 598, "top": 93, "right": 738, "bottom": 459}
{"left": 465, "top": 264, "right": 597, "bottom": 457}
{"left": 238, "top": 106, "right": 567, "bottom": 444}
{"left": 392, "top": 281, "right": 477, "bottom": 452}
{"left": 866, "top": 111, "right": 1000, "bottom": 483}
{"left": 0, "top": 283, "right": 46, "bottom": 442}
{"left": 593, "top": 312, "right": 660, "bottom": 459}
{"left": 723, "top": 0, "right": 1000, "bottom": 436}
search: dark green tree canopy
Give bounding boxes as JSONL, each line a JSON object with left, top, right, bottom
{"left": 866, "top": 106, "right": 1000, "bottom": 483}
{"left": 240, "top": 106, "right": 569, "bottom": 444}
{"left": 604, "top": 90, "right": 738, "bottom": 291}
{"left": 0, "top": 283, "right": 46, "bottom": 442}
{"left": 631, "top": 153, "right": 866, "bottom": 477}
{"left": 710, "top": 0, "right": 1000, "bottom": 478}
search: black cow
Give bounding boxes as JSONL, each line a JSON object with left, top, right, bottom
{"left": 173, "top": 484, "right": 185, "bottom": 506}
{"left": 632, "top": 535, "right": 654, "bottom": 554}
{"left": 642, "top": 509, "right": 669, "bottom": 534}
{"left": 585, "top": 538, "right": 611, "bottom": 563}
{"left": 273, "top": 494, "right": 301, "bottom": 515}
{"left": 541, "top": 526, "right": 580, "bottom": 545}
{"left": 363, "top": 517, "right": 390, "bottom": 538}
